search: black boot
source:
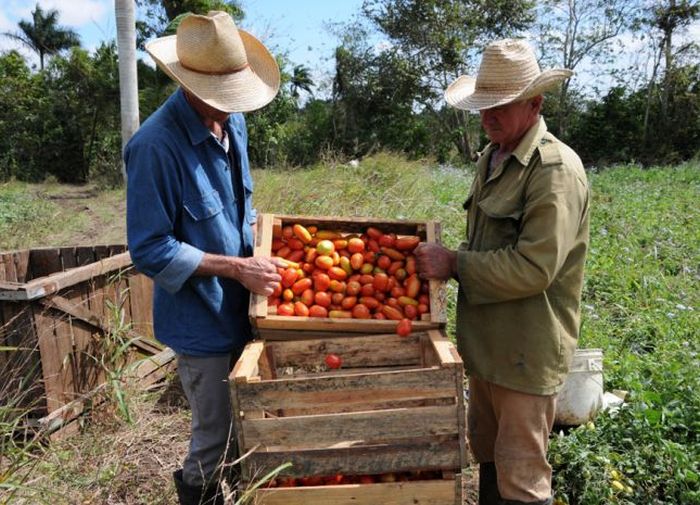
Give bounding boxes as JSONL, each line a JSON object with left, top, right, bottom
{"left": 479, "top": 462, "right": 501, "bottom": 505}
{"left": 173, "top": 469, "right": 224, "bottom": 505}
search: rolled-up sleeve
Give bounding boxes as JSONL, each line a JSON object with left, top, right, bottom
{"left": 456, "top": 162, "right": 588, "bottom": 305}
{"left": 126, "top": 140, "right": 204, "bottom": 294}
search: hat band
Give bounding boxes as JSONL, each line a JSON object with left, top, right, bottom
{"left": 180, "top": 61, "right": 250, "bottom": 76}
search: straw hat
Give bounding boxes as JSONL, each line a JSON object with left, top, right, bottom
{"left": 146, "top": 11, "right": 280, "bottom": 113}
{"left": 445, "top": 39, "right": 573, "bottom": 112}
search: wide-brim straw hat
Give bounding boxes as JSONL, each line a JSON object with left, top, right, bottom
{"left": 445, "top": 39, "right": 573, "bottom": 112}
{"left": 146, "top": 11, "right": 280, "bottom": 113}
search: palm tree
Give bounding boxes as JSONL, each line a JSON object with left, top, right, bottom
{"left": 290, "top": 64, "right": 314, "bottom": 101}
{"left": 3, "top": 4, "right": 80, "bottom": 70}
{"left": 115, "top": 0, "right": 140, "bottom": 182}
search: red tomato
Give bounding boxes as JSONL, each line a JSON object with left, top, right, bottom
{"left": 373, "top": 272, "right": 389, "bottom": 292}
{"left": 404, "top": 304, "right": 418, "bottom": 320}
{"left": 378, "top": 233, "right": 396, "bottom": 248}
{"left": 352, "top": 303, "right": 371, "bottom": 319}
{"left": 300, "top": 288, "right": 315, "bottom": 306}
{"left": 346, "top": 280, "right": 361, "bottom": 296}
{"left": 277, "top": 302, "right": 295, "bottom": 316}
{"left": 313, "top": 272, "right": 331, "bottom": 292}
{"left": 314, "top": 291, "right": 332, "bottom": 307}
{"left": 294, "top": 302, "right": 310, "bottom": 317}
{"left": 350, "top": 252, "right": 364, "bottom": 270}
{"left": 325, "top": 353, "right": 342, "bottom": 369}
{"left": 287, "top": 238, "right": 305, "bottom": 251}
{"left": 281, "top": 267, "right": 299, "bottom": 288}
{"left": 328, "top": 266, "right": 348, "bottom": 281}
{"left": 376, "top": 255, "right": 392, "bottom": 270}
{"left": 308, "top": 305, "right": 328, "bottom": 318}
{"left": 405, "top": 274, "right": 421, "bottom": 298}
{"left": 395, "top": 236, "right": 420, "bottom": 251}
{"left": 291, "top": 277, "right": 312, "bottom": 296}
{"left": 347, "top": 237, "right": 365, "bottom": 254}
{"left": 282, "top": 225, "right": 294, "bottom": 239}
{"left": 396, "top": 318, "right": 412, "bottom": 337}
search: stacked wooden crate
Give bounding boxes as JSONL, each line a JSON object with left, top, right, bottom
{"left": 231, "top": 214, "right": 466, "bottom": 504}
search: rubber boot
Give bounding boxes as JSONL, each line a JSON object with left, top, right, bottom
{"left": 173, "top": 469, "right": 224, "bottom": 505}
{"left": 479, "top": 462, "right": 501, "bottom": 505}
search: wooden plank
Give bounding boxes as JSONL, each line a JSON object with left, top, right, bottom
{"left": 126, "top": 272, "right": 154, "bottom": 339}
{"left": 254, "top": 478, "right": 458, "bottom": 505}
{"left": 0, "top": 252, "right": 133, "bottom": 301}
{"left": 242, "top": 405, "right": 458, "bottom": 449}
{"left": 12, "top": 250, "right": 30, "bottom": 283}
{"left": 272, "top": 214, "right": 431, "bottom": 236}
{"left": 236, "top": 367, "right": 456, "bottom": 413}
{"left": 278, "top": 396, "right": 456, "bottom": 418}
{"left": 232, "top": 340, "right": 265, "bottom": 383}
{"left": 271, "top": 333, "right": 422, "bottom": 369}
{"left": 425, "top": 222, "right": 447, "bottom": 325}
{"left": 29, "top": 248, "right": 63, "bottom": 279}
{"left": 34, "top": 302, "right": 68, "bottom": 413}
{"left": 246, "top": 437, "right": 460, "bottom": 478}
{"left": 254, "top": 315, "right": 440, "bottom": 335}
{"left": 250, "top": 213, "right": 275, "bottom": 320}
{"left": 427, "top": 330, "right": 462, "bottom": 367}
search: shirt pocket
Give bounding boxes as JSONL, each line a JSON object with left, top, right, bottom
{"left": 477, "top": 195, "right": 524, "bottom": 250}
{"left": 183, "top": 190, "right": 224, "bottom": 222}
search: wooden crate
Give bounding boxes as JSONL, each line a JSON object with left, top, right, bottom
{"left": 249, "top": 213, "right": 447, "bottom": 340}
{"left": 0, "top": 245, "right": 158, "bottom": 425}
{"left": 230, "top": 329, "right": 466, "bottom": 504}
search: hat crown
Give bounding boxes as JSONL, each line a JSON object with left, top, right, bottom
{"left": 475, "top": 39, "right": 541, "bottom": 92}
{"left": 176, "top": 11, "right": 247, "bottom": 74}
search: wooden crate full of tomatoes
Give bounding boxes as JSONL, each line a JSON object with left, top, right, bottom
{"left": 230, "top": 329, "right": 466, "bottom": 505}
{"left": 249, "top": 213, "right": 447, "bottom": 340}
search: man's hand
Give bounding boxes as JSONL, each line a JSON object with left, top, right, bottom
{"left": 196, "top": 254, "right": 285, "bottom": 296}
{"left": 230, "top": 256, "right": 285, "bottom": 296}
{"left": 414, "top": 243, "right": 457, "bottom": 281}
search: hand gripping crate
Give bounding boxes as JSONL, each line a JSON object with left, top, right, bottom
{"left": 230, "top": 330, "right": 466, "bottom": 505}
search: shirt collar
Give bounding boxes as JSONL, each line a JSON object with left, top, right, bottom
{"left": 172, "top": 88, "right": 227, "bottom": 146}
{"left": 511, "top": 116, "right": 548, "bottom": 166}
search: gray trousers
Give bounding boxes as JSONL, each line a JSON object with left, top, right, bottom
{"left": 177, "top": 353, "right": 237, "bottom": 487}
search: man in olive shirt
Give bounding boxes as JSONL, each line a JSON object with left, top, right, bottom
{"left": 415, "top": 39, "right": 589, "bottom": 505}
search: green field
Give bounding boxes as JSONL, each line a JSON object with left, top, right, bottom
{"left": 1, "top": 155, "right": 698, "bottom": 504}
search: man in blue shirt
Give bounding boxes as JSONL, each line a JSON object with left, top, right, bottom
{"left": 125, "top": 11, "right": 282, "bottom": 505}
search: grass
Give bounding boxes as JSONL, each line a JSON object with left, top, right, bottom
{"left": 0, "top": 154, "right": 698, "bottom": 504}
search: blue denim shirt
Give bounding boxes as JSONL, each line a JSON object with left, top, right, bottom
{"left": 125, "top": 88, "right": 257, "bottom": 356}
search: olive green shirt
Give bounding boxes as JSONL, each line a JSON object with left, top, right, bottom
{"left": 455, "top": 117, "right": 589, "bottom": 395}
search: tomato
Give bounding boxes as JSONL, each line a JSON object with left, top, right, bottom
{"left": 363, "top": 251, "right": 377, "bottom": 264}
{"left": 405, "top": 256, "right": 416, "bottom": 275}
{"left": 328, "top": 310, "right": 353, "bottom": 318}
{"left": 276, "top": 246, "right": 291, "bottom": 259}
{"left": 417, "top": 303, "right": 429, "bottom": 315}
{"left": 314, "top": 291, "right": 332, "bottom": 307}
{"left": 308, "top": 305, "right": 328, "bottom": 318}
{"left": 282, "top": 288, "right": 294, "bottom": 302}
{"left": 329, "top": 280, "right": 346, "bottom": 293}
{"left": 393, "top": 267, "right": 407, "bottom": 281}
{"left": 294, "top": 301, "right": 310, "bottom": 317}
{"left": 281, "top": 267, "right": 299, "bottom": 288}
{"left": 418, "top": 294, "right": 430, "bottom": 305}
{"left": 346, "top": 280, "right": 361, "bottom": 296}
{"left": 315, "top": 230, "right": 341, "bottom": 240}
{"left": 350, "top": 252, "right": 364, "bottom": 270}
{"left": 391, "top": 286, "right": 406, "bottom": 298}
{"left": 359, "top": 296, "right": 380, "bottom": 310}
{"left": 282, "top": 225, "right": 294, "bottom": 239}
{"left": 293, "top": 223, "right": 312, "bottom": 243}
{"left": 351, "top": 303, "right": 371, "bottom": 319}
{"left": 359, "top": 274, "right": 375, "bottom": 285}
{"left": 374, "top": 312, "right": 386, "bottom": 320}
{"left": 339, "top": 256, "right": 353, "bottom": 275}
{"left": 277, "top": 302, "right": 295, "bottom": 316}
{"left": 313, "top": 272, "right": 331, "bottom": 292}
{"left": 328, "top": 266, "right": 348, "bottom": 281}
{"left": 378, "top": 233, "right": 396, "bottom": 248}
{"left": 315, "top": 255, "right": 334, "bottom": 270}
{"left": 333, "top": 239, "right": 348, "bottom": 251}
{"left": 271, "top": 238, "right": 286, "bottom": 251}
{"left": 360, "top": 263, "right": 374, "bottom": 274}
{"left": 305, "top": 247, "right": 318, "bottom": 263}
{"left": 358, "top": 475, "right": 375, "bottom": 484}
{"left": 360, "top": 283, "right": 375, "bottom": 297}
{"left": 382, "top": 305, "right": 404, "bottom": 321}
{"left": 373, "top": 272, "right": 389, "bottom": 292}
{"left": 380, "top": 247, "right": 405, "bottom": 261}
{"left": 271, "top": 282, "right": 283, "bottom": 298}
{"left": 300, "top": 288, "right": 315, "bottom": 306}
{"left": 387, "top": 260, "right": 403, "bottom": 276}
{"left": 376, "top": 255, "right": 392, "bottom": 270}
{"left": 340, "top": 296, "right": 357, "bottom": 310}
{"left": 316, "top": 239, "right": 335, "bottom": 256}
{"left": 405, "top": 274, "right": 421, "bottom": 298}
{"left": 331, "top": 292, "right": 345, "bottom": 305}
{"left": 398, "top": 295, "right": 419, "bottom": 307}
{"left": 287, "top": 250, "right": 304, "bottom": 263}
{"left": 287, "top": 238, "right": 305, "bottom": 251}
{"left": 366, "top": 227, "right": 383, "bottom": 240}
{"left": 367, "top": 239, "right": 381, "bottom": 253}
{"left": 404, "top": 304, "right": 418, "bottom": 320}
{"left": 291, "top": 277, "right": 312, "bottom": 296}
{"left": 307, "top": 225, "right": 318, "bottom": 234}
{"left": 396, "top": 318, "right": 412, "bottom": 337}
{"left": 395, "top": 236, "right": 420, "bottom": 251}
{"left": 347, "top": 237, "right": 365, "bottom": 254}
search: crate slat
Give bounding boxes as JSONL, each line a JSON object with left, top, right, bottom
{"left": 242, "top": 404, "right": 458, "bottom": 449}
{"left": 254, "top": 477, "right": 459, "bottom": 505}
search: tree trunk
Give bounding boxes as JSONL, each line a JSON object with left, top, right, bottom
{"left": 115, "top": 0, "right": 140, "bottom": 182}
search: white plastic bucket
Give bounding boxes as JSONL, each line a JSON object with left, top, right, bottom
{"left": 555, "top": 348, "right": 604, "bottom": 426}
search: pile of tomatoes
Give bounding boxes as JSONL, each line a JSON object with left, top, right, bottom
{"left": 266, "top": 470, "right": 444, "bottom": 488}
{"left": 268, "top": 223, "right": 431, "bottom": 325}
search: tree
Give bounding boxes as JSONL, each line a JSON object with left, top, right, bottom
{"left": 535, "top": 0, "right": 636, "bottom": 137}
{"left": 3, "top": 4, "right": 80, "bottom": 70}
{"left": 359, "top": 0, "right": 535, "bottom": 160}
{"left": 115, "top": 0, "right": 140, "bottom": 182}
{"left": 290, "top": 64, "right": 314, "bottom": 101}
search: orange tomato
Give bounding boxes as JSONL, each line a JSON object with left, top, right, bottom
{"left": 346, "top": 281, "right": 361, "bottom": 296}
{"left": 282, "top": 288, "right": 294, "bottom": 302}
{"left": 405, "top": 256, "right": 416, "bottom": 275}
{"left": 347, "top": 237, "right": 365, "bottom": 254}
{"left": 313, "top": 272, "right": 331, "bottom": 292}
{"left": 331, "top": 292, "right": 345, "bottom": 305}
{"left": 329, "top": 280, "right": 346, "bottom": 293}
{"left": 328, "top": 266, "right": 348, "bottom": 281}
{"left": 277, "top": 302, "right": 295, "bottom": 316}
{"left": 281, "top": 268, "right": 299, "bottom": 288}
{"left": 293, "top": 223, "right": 312, "bottom": 243}
{"left": 328, "top": 310, "right": 353, "bottom": 318}
{"left": 315, "top": 255, "right": 334, "bottom": 270}
{"left": 276, "top": 246, "right": 291, "bottom": 259}
{"left": 341, "top": 296, "right": 357, "bottom": 310}
{"left": 382, "top": 305, "right": 404, "bottom": 321}
{"left": 292, "top": 277, "right": 312, "bottom": 296}
{"left": 294, "top": 302, "right": 310, "bottom": 317}
{"left": 316, "top": 239, "right": 335, "bottom": 256}
{"left": 333, "top": 239, "right": 348, "bottom": 250}
{"left": 314, "top": 291, "right": 332, "bottom": 307}
{"left": 300, "top": 288, "right": 315, "bottom": 306}
{"left": 352, "top": 303, "right": 371, "bottom": 319}
{"left": 405, "top": 274, "right": 421, "bottom": 298}
{"left": 350, "top": 252, "right": 364, "bottom": 270}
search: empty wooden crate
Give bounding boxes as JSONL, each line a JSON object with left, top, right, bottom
{"left": 230, "top": 329, "right": 466, "bottom": 504}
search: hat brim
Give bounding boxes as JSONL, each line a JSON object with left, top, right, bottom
{"left": 146, "top": 29, "right": 280, "bottom": 113}
{"left": 445, "top": 69, "right": 573, "bottom": 112}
